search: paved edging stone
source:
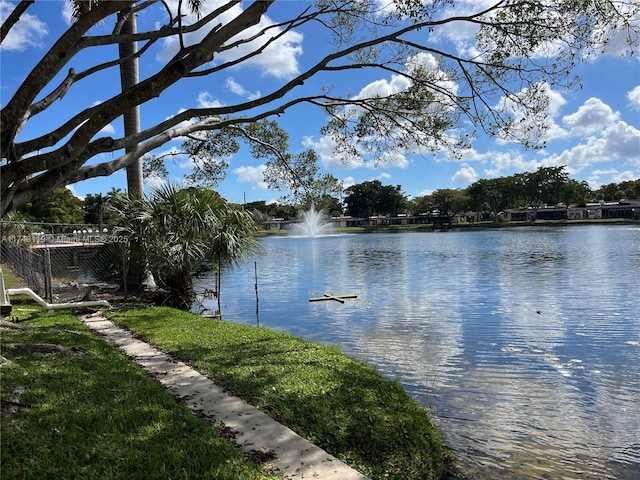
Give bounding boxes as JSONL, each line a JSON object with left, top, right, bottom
{"left": 79, "top": 312, "right": 370, "bottom": 480}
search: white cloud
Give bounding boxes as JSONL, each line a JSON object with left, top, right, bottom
{"left": 157, "top": 2, "right": 302, "bottom": 79}
{"left": 233, "top": 164, "right": 268, "bottom": 190}
{"left": 224, "top": 77, "right": 261, "bottom": 100}
{"left": 547, "top": 88, "right": 568, "bottom": 118}
{"left": 342, "top": 176, "right": 356, "bottom": 190}
{"left": 377, "top": 151, "right": 409, "bottom": 169}
{"left": 302, "top": 135, "right": 364, "bottom": 169}
{"left": 99, "top": 124, "right": 116, "bottom": 135}
{"left": 303, "top": 133, "right": 408, "bottom": 170}
{"left": 542, "top": 88, "right": 570, "bottom": 141}
{"left": 242, "top": 29, "right": 303, "bottom": 79}
{"left": 66, "top": 185, "right": 82, "bottom": 200}
{"left": 417, "top": 188, "right": 434, "bottom": 197}
{"left": 144, "top": 173, "right": 167, "bottom": 191}
{"left": 197, "top": 92, "right": 224, "bottom": 109}
{"left": 592, "top": 168, "right": 620, "bottom": 175}
{"left": 562, "top": 97, "right": 620, "bottom": 136}
{"left": 357, "top": 53, "right": 458, "bottom": 103}
{"left": 611, "top": 170, "right": 639, "bottom": 183}
{"left": 545, "top": 121, "right": 640, "bottom": 173}
{"left": 455, "top": 148, "right": 538, "bottom": 179}
{"left": 425, "top": 0, "right": 495, "bottom": 56}
{"left": 0, "top": 1, "right": 48, "bottom": 51}
{"left": 225, "top": 78, "right": 246, "bottom": 96}
{"left": 476, "top": 96, "right": 640, "bottom": 179}
{"left": 628, "top": 85, "right": 640, "bottom": 111}
{"left": 451, "top": 164, "right": 478, "bottom": 184}
{"left": 355, "top": 74, "right": 411, "bottom": 100}
{"left": 586, "top": 169, "right": 638, "bottom": 189}
{"left": 603, "top": 121, "right": 640, "bottom": 158}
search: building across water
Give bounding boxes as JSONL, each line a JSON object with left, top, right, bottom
{"left": 262, "top": 199, "right": 640, "bottom": 231}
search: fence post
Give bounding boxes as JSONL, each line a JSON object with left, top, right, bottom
{"left": 43, "top": 247, "right": 53, "bottom": 302}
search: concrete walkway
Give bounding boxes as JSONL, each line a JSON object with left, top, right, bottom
{"left": 79, "top": 312, "right": 370, "bottom": 480}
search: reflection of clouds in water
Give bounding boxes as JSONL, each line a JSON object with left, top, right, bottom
{"left": 453, "top": 228, "right": 640, "bottom": 475}
{"left": 317, "top": 235, "right": 465, "bottom": 393}
{"left": 198, "top": 227, "right": 640, "bottom": 480}
{"left": 349, "top": 289, "right": 464, "bottom": 393}
{"left": 454, "top": 359, "right": 640, "bottom": 476}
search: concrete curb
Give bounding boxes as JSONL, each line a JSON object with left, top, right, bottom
{"left": 79, "top": 312, "right": 370, "bottom": 480}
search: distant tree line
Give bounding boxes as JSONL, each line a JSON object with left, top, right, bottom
{"left": 4, "top": 166, "right": 639, "bottom": 224}
{"left": 410, "top": 168, "right": 639, "bottom": 220}
{"left": 342, "top": 167, "right": 639, "bottom": 220}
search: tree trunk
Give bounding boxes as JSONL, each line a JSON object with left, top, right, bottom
{"left": 118, "top": 9, "right": 146, "bottom": 290}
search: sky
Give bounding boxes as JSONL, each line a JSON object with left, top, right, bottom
{"left": 1, "top": 0, "right": 639, "bottom": 206}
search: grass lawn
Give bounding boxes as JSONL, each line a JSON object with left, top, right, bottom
{"left": 109, "top": 307, "right": 454, "bottom": 480}
{"left": 0, "top": 304, "right": 280, "bottom": 480}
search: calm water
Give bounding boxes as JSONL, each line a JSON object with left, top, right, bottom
{"left": 194, "top": 225, "right": 640, "bottom": 479}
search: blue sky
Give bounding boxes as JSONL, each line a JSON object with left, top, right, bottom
{"left": 1, "top": 0, "right": 639, "bottom": 206}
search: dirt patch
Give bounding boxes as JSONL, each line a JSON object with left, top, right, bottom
{"left": 51, "top": 282, "right": 169, "bottom": 309}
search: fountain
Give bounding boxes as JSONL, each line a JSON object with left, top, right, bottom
{"left": 290, "top": 205, "right": 334, "bottom": 236}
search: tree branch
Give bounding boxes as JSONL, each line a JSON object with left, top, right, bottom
{"left": 0, "top": 0, "right": 33, "bottom": 44}
{"left": 4, "top": 0, "right": 272, "bottom": 187}
{"left": 1, "top": 1, "right": 131, "bottom": 161}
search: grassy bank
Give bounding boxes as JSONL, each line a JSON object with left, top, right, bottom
{"left": 108, "top": 307, "right": 453, "bottom": 480}
{"left": 0, "top": 305, "right": 279, "bottom": 480}
{"left": 1, "top": 262, "right": 452, "bottom": 479}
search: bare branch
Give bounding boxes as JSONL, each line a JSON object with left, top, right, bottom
{"left": 0, "top": 0, "right": 33, "bottom": 44}
{"left": 2, "top": 0, "right": 638, "bottom": 215}
{"left": 1, "top": 1, "right": 130, "bottom": 162}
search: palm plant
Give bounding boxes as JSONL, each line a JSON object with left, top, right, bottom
{"left": 109, "top": 184, "right": 259, "bottom": 309}
{"left": 70, "top": 0, "right": 207, "bottom": 289}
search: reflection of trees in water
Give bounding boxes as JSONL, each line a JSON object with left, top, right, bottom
{"left": 198, "top": 228, "right": 640, "bottom": 480}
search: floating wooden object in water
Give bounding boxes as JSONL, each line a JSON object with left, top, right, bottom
{"left": 309, "top": 293, "right": 358, "bottom": 304}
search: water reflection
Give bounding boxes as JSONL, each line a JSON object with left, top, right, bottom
{"left": 194, "top": 226, "right": 640, "bottom": 479}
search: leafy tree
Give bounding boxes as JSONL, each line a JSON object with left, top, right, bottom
{"left": 83, "top": 193, "right": 108, "bottom": 225}
{"left": 311, "top": 195, "right": 343, "bottom": 217}
{"left": 344, "top": 181, "right": 378, "bottom": 217}
{"left": 16, "top": 188, "right": 84, "bottom": 224}
{"left": 344, "top": 180, "right": 407, "bottom": 217}
{"left": 559, "top": 179, "right": 592, "bottom": 206}
{"left": 430, "top": 189, "right": 470, "bottom": 218}
{"left": 466, "top": 178, "right": 511, "bottom": 219}
{"left": 467, "top": 179, "right": 494, "bottom": 216}
{"left": 592, "top": 179, "right": 640, "bottom": 201}
{"left": 593, "top": 182, "right": 619, "bottom": 201}
{"left": 512, "top": 166, "right": 569, "bottom": 209}
{"left": 266, "top": 204, "right": 297, "bottom": 220}
{"left": 244, "top": 200, "right": 270, "bottom": 216}
{"left": 3, "top": 1, "right": 638, "bottom": 215}
{"left": 408, "top": 194, "right": 434, "bottom": 216}
{"left": 377, "top": 184, "right": 409, "bottom": 216}
{"left": 619, "top": 179, "right": 640, "bottom": 199}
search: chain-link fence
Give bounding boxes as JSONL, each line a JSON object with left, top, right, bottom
{"left": 1, "top": 222, "right": 124, "bottom": 302}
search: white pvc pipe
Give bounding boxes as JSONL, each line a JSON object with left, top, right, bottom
{"left": 7, "top": 288, "right": 111, "bottom": 310}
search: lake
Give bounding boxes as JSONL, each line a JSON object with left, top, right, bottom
{"left": 193, "top": 225, "right": 640, "bottom": 479}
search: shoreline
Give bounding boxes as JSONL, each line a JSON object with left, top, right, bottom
{"left": 259, "top": 217, "right": 639, "bottom": 236}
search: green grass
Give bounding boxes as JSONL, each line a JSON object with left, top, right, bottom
{"left": 0, "top": 306, "right": 280, "bottom": 480}
{"left": 108, "top": 307, "right": 454, "bottom": 480}
{"left": 1, "top": 264, "right": 24, "bottom": 289}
